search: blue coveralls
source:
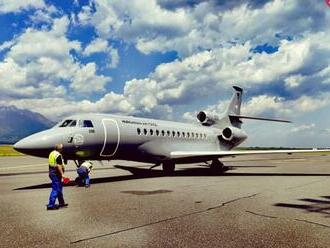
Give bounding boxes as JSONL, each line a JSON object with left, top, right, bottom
{"left": 47, "top": 151, "right": 65, "bottom": 208}
{"left": 77, "top": 166, "right": 90, "bottom": 186}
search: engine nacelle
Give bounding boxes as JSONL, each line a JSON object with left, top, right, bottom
{"left": 197, "top": 111, "right": 218, "bottom": 126}
{"left": 221, "top": 126, "right": 247, "bottom": 145}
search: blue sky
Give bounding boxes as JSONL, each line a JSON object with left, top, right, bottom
{"left": 0, "top": 0, "right": 330, "bottom": 147}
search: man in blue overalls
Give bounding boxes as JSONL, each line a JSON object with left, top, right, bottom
{"left": 47, "top": 144, "right": 68, "bottom": 210}
{"left": 76, "top": 161, "right": 93, "bottom": 187}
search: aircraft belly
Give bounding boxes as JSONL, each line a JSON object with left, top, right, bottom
{"left": 135, "top": 139, "right": 217, "bottom": 163}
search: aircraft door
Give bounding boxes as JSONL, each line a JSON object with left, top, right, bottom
{"left": 100, "top": 119, "right": 120, "bottom": 157}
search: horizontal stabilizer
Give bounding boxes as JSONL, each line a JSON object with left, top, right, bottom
{"left": 229, "top": 115, "right": 291, "bottom": 123}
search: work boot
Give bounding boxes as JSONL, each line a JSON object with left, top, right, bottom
{"left": 47, "top": 205, "right": 59, "bottom": 210}
{"left": 58, "top": 203, "right": 69, "bottom": 208}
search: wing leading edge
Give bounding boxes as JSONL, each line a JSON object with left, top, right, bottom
{"left": 170, "top": 149, "right": 330, "bottom": 160}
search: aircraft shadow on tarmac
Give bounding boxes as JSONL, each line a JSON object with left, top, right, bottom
{"left": 14, "top": 164, "right": 330, "bottom": 191}
{"left": 275, "top": 196, "right": 330, "bottom": 217}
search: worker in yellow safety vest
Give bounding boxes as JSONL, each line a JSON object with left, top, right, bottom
{"left": 46, "top": 144, "right": 68, "bottom": 210}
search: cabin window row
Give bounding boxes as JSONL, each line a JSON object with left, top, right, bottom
{"left": 136, "top": 128, "right": 207, "bottom": 139}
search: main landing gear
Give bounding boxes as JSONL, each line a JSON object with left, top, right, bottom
{"left": 149, "top": 161, "right": 176, "bottom": 175}
{"left": 162, "top": 161, "right": 175, "bottom": 175}
{"left": 210, "top": 159, "right": 226, "bottom": 174}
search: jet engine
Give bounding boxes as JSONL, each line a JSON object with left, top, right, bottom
{"left": 197, "top": 111, "right": 218, "bottom": 126}
{"left": 221, "top": 126, "right": 247, "bottom": 145}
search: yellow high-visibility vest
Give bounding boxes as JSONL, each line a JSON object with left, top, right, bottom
{"left": 49, "top": 150, "right": 61, "bottom": 167}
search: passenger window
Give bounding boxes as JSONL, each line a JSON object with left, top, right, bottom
{"left": 150, "top": 129, "right": 154, "bottom": 136}
{"left": 161, "top": 130, "right": 165, "bottom": 136}
{"left": 167, "top": 130, "right": 170, "bottom": 136}
{"left": 192, "top": 133, "right": 195, "bottom": 138}
{"left": 187, "top": 133, "right": 190, "bottom": 138}
{"left": 182, "top": 132, "right": 185, "bottom": 138}
{"left": 177, "top": 131, "right": 180, "bottom": 137}
{"left": 156, "top": 130, "right": 160, "bottom": 136}
{"left": 172, "top": 131, "right": 175, "bottom": 137}
{"left": 144, "top": 129, "right": 148, "bottom": 135}
{"left": 137, "top": 128, "right": 141, "bottom": 135}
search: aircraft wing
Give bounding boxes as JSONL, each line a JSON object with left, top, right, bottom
{"left": 170, "top": 149, "right": 330, "bottom": 160}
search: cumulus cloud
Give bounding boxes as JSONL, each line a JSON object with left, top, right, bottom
{"left": 242, "top": 94, "right": 330, "bottom": 117}
{"left": 0, "top": 16, "right": 111, "bottom": 98}
{"left": 29, "top": 5, "right": 59, "bottom": 25}
{"left": 106, "top": 32, "right": 330, "bottom": 113}
{"left": 0, "top": 92, "right": 134, "bottom": 121}
{"left": 77, "top": 0, "right": 329, "bottom": 56}
{"left": 83, "top": 38, "right": 108, "bottom": 55}
{"left": 83, "top": 38, "right": 119, "bottom": 68}
{"left": 0, "top": 0, "right": 45, "bottom": 13}
{"left": 70, "top": 62, "right": 110, "bottom": 93}
{"left": 77, "top": 0, "right": 193, "bottom": 54}
{"left": 14, "top": 26, "right": 328, "bottom": 122}
{"left": 291, "top": 123, "right": 316, "bottom": 133}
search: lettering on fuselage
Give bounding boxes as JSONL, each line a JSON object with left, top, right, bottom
{"left": 121, "top": 120, "right": 158, "bottom": 127}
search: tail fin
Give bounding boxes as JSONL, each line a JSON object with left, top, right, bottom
{"left": 197, "top": 86, "right": 290, "bottom": 129}
{"left": 226, "top": 86, "right": 243, "bottom": 115}
{"left": 226, "top": 86, "right": 291, "bottom": 125}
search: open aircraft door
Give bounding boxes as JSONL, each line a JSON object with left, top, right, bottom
{"left": 100, "top": 119, "right": 120, "bottom": 157}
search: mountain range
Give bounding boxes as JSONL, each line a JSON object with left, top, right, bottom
{"left": 0, "top": 105, "right": 54, "bottom": 144}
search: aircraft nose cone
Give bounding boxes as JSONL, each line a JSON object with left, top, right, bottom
{"left": 13, "top": 130, "right": 64, "bottom": 157}
{"left": 13, "top": 138, "right": 32, "bottom": 152}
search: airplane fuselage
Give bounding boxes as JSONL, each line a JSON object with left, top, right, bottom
{"left": 14, "top": 113, "right": 243, "bottom": 164}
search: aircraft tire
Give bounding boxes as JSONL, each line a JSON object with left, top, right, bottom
{"left": 162, "top": 161, "right": 175, "bottom": 175}
{"left": 210, "top": 160, "right": 225, "bottom": 174}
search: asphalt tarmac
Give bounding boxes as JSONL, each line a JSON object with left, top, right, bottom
{"left": 1, "top": 154, "right": 330, "bottom": 247}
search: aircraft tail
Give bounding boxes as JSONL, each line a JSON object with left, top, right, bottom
{"left": 226, "top": 86, "right": 243, "bottom": 116}
{"left": 197, "top": 86, "right": 290, "bottom": 129}
{"left": 225, "top": 86, "right": 290, "bottom": 128}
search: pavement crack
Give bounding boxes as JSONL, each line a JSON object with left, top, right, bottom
{"left": 245, "top": 210, "right": 277, "bottom": 219}
{"left": 71, "top": 193, "right": 258, "bottom": 244}
{"left": 286, "top": 179, "right": 326, "bottom": 190}
{"left": 207, "top": 193, "right": 259, "bottom": 210}
{"left": 246, "top": 211, "right": 330, "bottom": 229}
{"left": 294, "top": 219, "right": 330, "bottom": 228}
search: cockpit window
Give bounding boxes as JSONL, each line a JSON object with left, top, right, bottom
{"left": 59, "top": 120, "right": 73, "bottom": 127}
{"left": 79, "top": 120, "right": 94, "bottom": 128}
{"left": 59, "top": 119, "right": 78, "bottom": 127}
{"left": 69, "top": 120, "right": 77, "bottom": 127}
